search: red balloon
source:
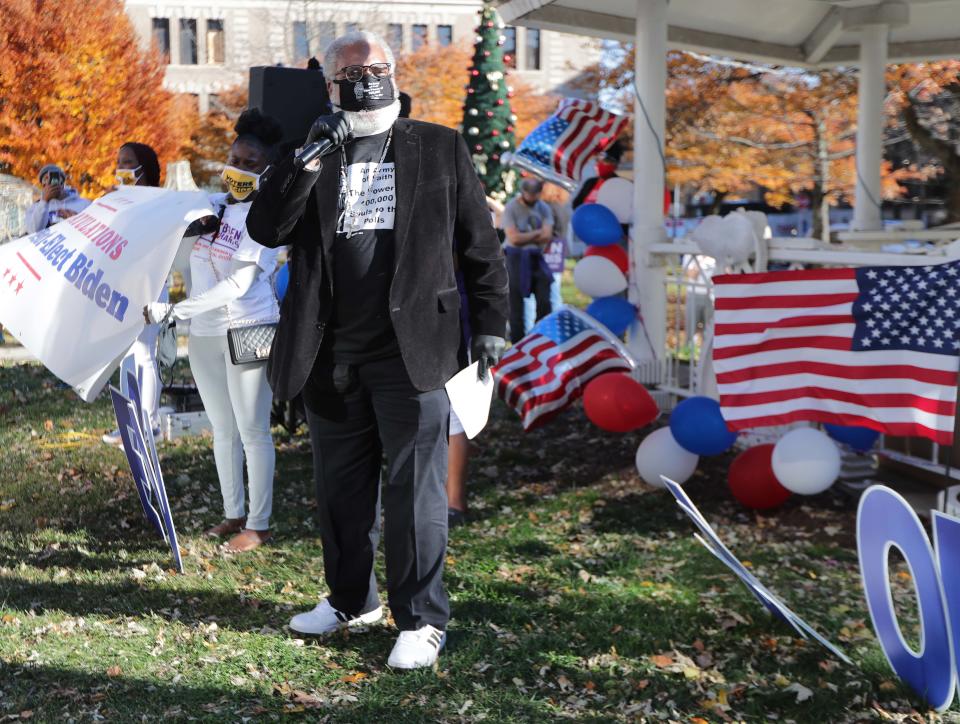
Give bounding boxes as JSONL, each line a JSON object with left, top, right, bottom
{"left": 728, "top": 444, "right": 791, "bottom": 510}
{"left": 583, "top": 373, "right": 659, "bottom": 433}
{"left": 585, "top": 244, "right": 629, "bottom": 276}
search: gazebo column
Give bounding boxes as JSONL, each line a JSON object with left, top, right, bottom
{"left": 628, "top": 0, "right": 668, "bottom": 363}
{"left": 851, "top": 22, "right": 889, "bottom": 232}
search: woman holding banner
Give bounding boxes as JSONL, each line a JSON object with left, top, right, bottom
{"left": 102, "top": 143, "right": 166, "bottom": 445}
{"left": 144, "top": 110, "right": 282, "bottom": 553}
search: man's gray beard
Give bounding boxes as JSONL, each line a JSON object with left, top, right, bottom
{"left": 334, "top": 99, "right": 401, "bottom": 138}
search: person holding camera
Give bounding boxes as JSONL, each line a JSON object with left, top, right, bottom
{"left": 25, "top": 165, "right": 90, "bottom": 234}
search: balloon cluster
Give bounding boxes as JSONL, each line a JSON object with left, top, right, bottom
{"left": 633, "top": 396, "right": 737, "bottom": 489}
{"left": 627, "top": 391, "right": 876, "bottom": 511}
{"left": 570, "top": 179, "right": 636, "bottom": 337}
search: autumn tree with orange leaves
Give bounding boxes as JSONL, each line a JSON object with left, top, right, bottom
{"left": 179, "top": 86, "right": 249, "bottom": 188}
{"left": 888, "top": 61, "right": 960, "bottom": 223}
{"left": 0, "top": 0, "right": 190, "bottom": 196}
{"left": 395, "top": 41, "right": 556, "bottom": 142}
{"left": 583, "top": 49, "right": 936, "bottom": 239}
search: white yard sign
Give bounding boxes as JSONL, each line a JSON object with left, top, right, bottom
{"left": 0, "top": 186, "right": 213, "bottom": 400}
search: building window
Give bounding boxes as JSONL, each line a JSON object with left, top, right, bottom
{"left": 412, "top": 24, "right": 427, "bottom": 51}
{"left": 179, "top": 19, "right": 198, "bottom": 65}
{"left": 502, "top": 26, "right": 517, "bottom": 69}
{"left": 387, "top": 23, "right": 403, "bottom": 53}
{"left": 437, "top": 25, "right": 452, "bottom": 47}
{"left": 206, "top": 19, "right": 225, "bottom": 64}
{"left": 151, "top": 18, "right": 170, "bottom": 64}
{"left": 318, "top": 21, "right": 336, "bottom": 55}
{"left": 524, "top": 28, "right": 540, "bottom": 70}
{"left": 293, "top": 21, "right": 309, "bottom": 61}
{"left": 346, "top": 22, "right": 359, "bottom": 34}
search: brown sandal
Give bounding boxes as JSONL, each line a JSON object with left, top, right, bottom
{"left": 204, "top": 517, "right": 246, "bottom": 538}
{"left": 224, "top": 529, "right": 273, "bottom": 553}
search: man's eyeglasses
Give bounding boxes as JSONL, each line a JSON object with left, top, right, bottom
{"left": 337, "top": 63, "right": 392, "bottom": 82}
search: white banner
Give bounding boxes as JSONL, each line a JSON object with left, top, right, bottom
{"left": 0, "top": 187, "right": 214, "bottom": 401}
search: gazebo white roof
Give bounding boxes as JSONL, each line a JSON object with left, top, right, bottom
{"left": 495, "top": 0, "right": 960, "bottom": 67}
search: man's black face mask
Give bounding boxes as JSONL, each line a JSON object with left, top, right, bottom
{"left": 335, "top": 76, "right": 396, "bottom": 112}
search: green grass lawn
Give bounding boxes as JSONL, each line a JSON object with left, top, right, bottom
{"left": 0, "top": 360, "right": 952, "bottom": 722}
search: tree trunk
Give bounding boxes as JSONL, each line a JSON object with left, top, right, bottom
{"left": 811, "top": 183, "right": 826, "bottom": 241}
{"left": 708, "top": 190, "right": 727, "bottom": 215}
{"left": 902, "top": 97, "right": 960, "bottom": 224}
{"left": 812, "top": 118, "right": 832, "bottom": 242}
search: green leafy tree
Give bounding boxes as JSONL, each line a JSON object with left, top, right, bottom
{"left": 460, "top": 2, "right": 517, "bottom": 201}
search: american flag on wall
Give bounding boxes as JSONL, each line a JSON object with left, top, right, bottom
{"left": 511, "top": 99, "right": 628, "bottom": 188}
{"left": 493, "top": 307, "right": 634, "bottom": 430}
{"left": 712, "top": 263, "right": 960, "bottom": 444}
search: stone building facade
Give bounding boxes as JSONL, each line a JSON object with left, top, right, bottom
{"left": 123, "top": 0, "right": 600, "bottom": 113}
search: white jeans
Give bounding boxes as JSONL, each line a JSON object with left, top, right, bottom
{"left": 188, "top": 334, "right": 275, "bottom": 531}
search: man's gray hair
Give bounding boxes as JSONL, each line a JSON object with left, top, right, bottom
{"left": 323, "top": 30, "right": 396, "bottom": 76}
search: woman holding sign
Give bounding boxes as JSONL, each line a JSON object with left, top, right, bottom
{"left": 145, "top": 110, "right": 282, "bottom": 553}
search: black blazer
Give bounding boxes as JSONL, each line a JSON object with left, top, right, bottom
{"left": 246, "top": 118, "right": 509, "bottom": 399}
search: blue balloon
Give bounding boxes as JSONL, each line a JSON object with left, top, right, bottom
{"left": 571, "top": 203, "right": 622, "bottom": 247}
{"left": 824, "top": 423, "right": 880, "bottom": 452}
{"left": 586, "top": 296, "right": 636, "bottom": 336}
{"left": 275, "top": 262, "right": 290, "bottom": 302}
{"left": 669, "top": 396, "right": 738, "bottom": 456}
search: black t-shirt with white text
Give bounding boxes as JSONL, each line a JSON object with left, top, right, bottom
{"left": 324, "top": 129, "right": 399, "bottom": 363}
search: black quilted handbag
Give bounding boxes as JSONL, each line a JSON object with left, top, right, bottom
{"left": 227, "top": 323, "right": 276, "bottom": 365}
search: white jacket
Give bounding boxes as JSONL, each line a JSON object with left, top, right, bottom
{"left": 25, "top": 188, "right": 91, "bottom": 234}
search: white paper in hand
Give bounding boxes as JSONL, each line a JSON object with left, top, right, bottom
{"left": 444, "top": 362, "right": 495, "bottom": 439}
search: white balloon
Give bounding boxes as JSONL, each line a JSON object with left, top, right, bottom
{"left": 635, "top": 427, "right": 699, "bottom": 488}
{"left": 596, "top": 177, "right": 634, "bottom": 224}
{"left": 573, "top": 257, "right": 627, "bottom": 298}
{"left": 690, "top": 213, "right": 757, "bottom": 266}
{"left": 771, "top": 427, "right": 841, "bottom": 495}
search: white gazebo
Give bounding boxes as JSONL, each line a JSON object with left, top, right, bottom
{"left": 494, "top": 0, "right": 960, "bottom": 357}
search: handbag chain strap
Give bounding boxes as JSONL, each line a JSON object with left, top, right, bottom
{"left": 203, "top": 203, "right": 242, "bottom": 331}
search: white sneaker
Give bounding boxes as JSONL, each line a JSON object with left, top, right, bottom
{"left": 288, "top": 599, "right": 383, "bottom": 635}
{"left": 387, "top": 625, "right": 446, "bottom": 669}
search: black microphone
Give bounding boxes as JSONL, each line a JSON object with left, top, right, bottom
{"left": 294, "top": 117, "right": 353, "bottom": 168}
{"left": 295, "top": 138, "right": 334, "bottom": 169}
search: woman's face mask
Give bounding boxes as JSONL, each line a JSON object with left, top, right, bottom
{"left": 221, "top": 165, "right": 261, "bottom": 201}
{"left": 116, "top": 166, "right": 142, "bottom": 185}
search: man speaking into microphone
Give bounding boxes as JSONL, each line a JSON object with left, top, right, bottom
{"left": 246, "top": 31, "right": 508, "bottom": 669}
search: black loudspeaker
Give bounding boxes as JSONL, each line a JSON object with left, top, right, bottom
{"left": 248, "top": 66, "right": 332, "bottom": 148}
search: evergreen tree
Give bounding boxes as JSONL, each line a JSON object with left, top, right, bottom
{"left": 460, "top": 2, "right": 517, "bottom": 201}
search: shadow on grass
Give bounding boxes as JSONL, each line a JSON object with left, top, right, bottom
{"left": 0, "top": 573, "right": 285, "bottom": 632}
{"left": 0, "top": 538, "right": 164, "bottom": 574}
{"left": 0, "top": 654, "right": 557, "bottom": 722}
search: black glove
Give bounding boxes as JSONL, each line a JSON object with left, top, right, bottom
{"left": 184, "top": 214, "right": 220, "bottom": 237}
{"left": 471, "top": 334, "right": 506, "bottom": 382}
{"left": 304, "top": 111, "right": 352, "bottom": 156}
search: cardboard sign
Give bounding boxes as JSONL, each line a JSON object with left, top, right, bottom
{"left": 109, "top": 373, "right": 182, "bottom": 573}
{"left": 661, "top": 476, "right": 851, "bottom": 665}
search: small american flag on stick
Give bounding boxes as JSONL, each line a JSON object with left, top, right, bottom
{"left": 511, "top": 99, "right": 628, "bottom": 189}
{"left": 712, "top": 262, "right": 960, "bottom": 444}
{"left": 493, "top": 307, "right": 635, "bottom": 430}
